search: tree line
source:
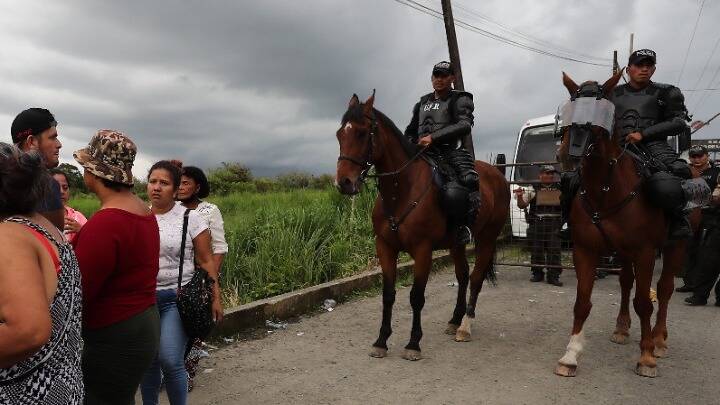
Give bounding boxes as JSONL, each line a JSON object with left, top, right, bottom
{"left": 58, "top": 162, "right": 335, "bottom": 197}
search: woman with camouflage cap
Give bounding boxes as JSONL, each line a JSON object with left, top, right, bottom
{"left": 72, "top": 130, "right": 161, "bottom": 405}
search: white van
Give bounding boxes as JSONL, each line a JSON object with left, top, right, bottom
{"left": 509, "top": 114, "right": 559, "bottom": 237}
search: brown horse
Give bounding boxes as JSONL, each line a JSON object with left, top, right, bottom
{"left": 555, "top": 71, "right": 698, "bottom": 378}
{"left": 335, "top": 91, "right": 509, "bottom": 360}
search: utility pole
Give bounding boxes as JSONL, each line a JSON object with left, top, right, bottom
{"left": 441, "top": 0, "right": 464, "bottom": 91}
{"left": 629, "top": 33, "right": 634, "bottom": 57}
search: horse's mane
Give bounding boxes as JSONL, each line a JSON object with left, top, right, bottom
{"left": 341, "top": 104, "right": 421, "bottom": 158}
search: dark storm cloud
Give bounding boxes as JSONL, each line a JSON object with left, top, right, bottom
{"left": 0, "top": 0, "right": 718, "bottom": 176}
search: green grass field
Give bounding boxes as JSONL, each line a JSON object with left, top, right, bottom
{"left": 70, "top": 187, "right": 378, "bottom": 307}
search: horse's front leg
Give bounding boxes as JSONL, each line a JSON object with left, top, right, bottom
{"left": 633, "top": 247, "right": 657, "bottom": 377}
{"left": 555, "top": 245, "right": 598, "bottom": 377}
{"left": 402, "top": 244, "right": 432, "bottom": 361}
{"left": 369, "top": 237, "right": 398, "bottom": 358}
{"left": 611, "top": 259, "right": 634, "bottom": 345}
{"left": 445, "top": 246, "right": 470, "bottom": 336}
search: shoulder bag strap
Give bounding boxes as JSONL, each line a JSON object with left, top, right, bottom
{"left": 177, "top": 208, "right": 191, "bottom": 290}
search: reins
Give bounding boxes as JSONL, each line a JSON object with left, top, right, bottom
{"left": 337, "top": 111, "right": 433, "bottom": 231}
{"left": 577, "top": 135, "right": 643, "bottom": 253}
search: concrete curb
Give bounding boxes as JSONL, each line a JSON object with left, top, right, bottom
{"left": 211, "top": 251, "right": 456, "bottom": 338}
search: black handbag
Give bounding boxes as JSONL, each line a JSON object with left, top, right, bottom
{"left": 176, "top": 209, "right": 216, "bottom": 340}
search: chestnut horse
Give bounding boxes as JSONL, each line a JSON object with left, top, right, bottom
{"left": 335, "top": 92, "right": 509, "bottom": 360}
{"left": 555, "top": 71, "right": 698, "bottom": 378}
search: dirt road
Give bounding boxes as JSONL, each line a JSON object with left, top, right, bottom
{"left": 165, "top": 265, "right": 718, "bottom": 404}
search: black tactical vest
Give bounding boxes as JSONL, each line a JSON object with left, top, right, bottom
{"left": 418, "top": 97, "right": 453, "bottom": 140}
{"left": 612, "top": 83, "right": 664, "bottom": 137}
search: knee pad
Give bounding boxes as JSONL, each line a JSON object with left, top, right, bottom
{"left": 644, "top": 172, "right": 685, "bottom": 211}
{"left": 441, "top": 182, "right": 469, "bottom": 222}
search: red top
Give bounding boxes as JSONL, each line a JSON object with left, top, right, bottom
{"left": 73, "top": 208, "right": 160, "bottom": 329}
{"left": 28, "top": 228, "right": 61, "bottom": 273}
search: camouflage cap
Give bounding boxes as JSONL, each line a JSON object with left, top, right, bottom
{"left": 73, "top": 130, "right": 136, "bottom": 186}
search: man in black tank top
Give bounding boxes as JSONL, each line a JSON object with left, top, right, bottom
{"left": 404, "top": 61, "right": 480, "bottom": 244}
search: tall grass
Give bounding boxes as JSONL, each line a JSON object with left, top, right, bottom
{"left": 215, "top": 188, "right": 376, "bottom": 306}
{"left": 69, "top": 186, "right": 378, "bottom": 307}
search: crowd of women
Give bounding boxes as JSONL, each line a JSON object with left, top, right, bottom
{"left": 0, "top": 108, "right": 227, "bottom": 405}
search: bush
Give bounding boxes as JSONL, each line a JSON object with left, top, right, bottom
{"left": 253, "top": 178, "right": 277, "bottom": 193}
{"left": 276, "top": 171, "right": 313, "bottom": 190}
{"left": 208, "top": 162, "right": 253, "bottom": 195}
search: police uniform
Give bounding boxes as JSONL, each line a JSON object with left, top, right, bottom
{"left": 561, "top": 49, "right": 694, "bottom": 239}
{"left": 685, "top": 155, "right": 720, "bottom": 305}
{"left": 522, "top": 166, "right": 563, "bottom": 285}
{"left": 405, "top": 61, "right": 480, "bottom": 244}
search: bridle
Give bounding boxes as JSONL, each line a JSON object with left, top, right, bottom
{"left": 337, "top": 112, "right": 428, "bottom": 181}
{"left": 336, "top": 110, "right": 432, "bottom": 232}
{"left": 337, "top": 113, "right": 379, "bottom": 182}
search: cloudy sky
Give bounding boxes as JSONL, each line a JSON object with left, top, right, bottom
{"left": 0, "top": 0, "right": 718, "bottom": 177}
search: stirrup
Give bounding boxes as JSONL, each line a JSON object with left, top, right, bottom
{"left": 457, "top": 226, "right": 473, "bottom": 245}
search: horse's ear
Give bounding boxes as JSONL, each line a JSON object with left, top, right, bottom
{"left": 562, "top": 72, "right": 579, "bottom": 96}
{"left": 363, "top": 89, "right": 376, "bottom": 115}
{"left": 602, "top": 69, "right": 624, "bottom": 98}
{"left": 349, "top": 94, "right": 360, "bottom": 108}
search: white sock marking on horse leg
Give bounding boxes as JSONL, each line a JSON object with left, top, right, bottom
{"left": 458, "top": 315, "right": 472, "bottom": 335}
{"left": 558, "top": 331, "right": 585, "bottom": 366}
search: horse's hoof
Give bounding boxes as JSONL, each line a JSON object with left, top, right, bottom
{"left": 454, "top": 329, "right": 471, "bottom": 342}
{"left": 554, "top": 363, "right": 577, "bottom": 377}
{"left": 635, "top": 363, "right": 657, "bottom": 378}
{"left": 445, "top": 323, "right": 459, "bottom": 335}
{"left": 653, "top": 346, "right": 668, "bottom": 358}
{"left": 401, "top": 349, "right": 422, "bottom": 361}
{"left": 610, "top": 332, "right": 630, "bottom": 345}
{"left": 369, "top": 347, "right": 388, "bottom": 358}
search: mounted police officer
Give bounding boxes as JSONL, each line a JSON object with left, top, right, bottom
{"left": 515, "top": 165, "right": 563, "bottom": 286}
{"left": 405, "top": 61, "right": 480, "bottom": 244}
{"left": 561, "top": 48, "right": 694, "bottom": 239}
{"left": 615, "top": 49, "right": 693, "bottom": 237}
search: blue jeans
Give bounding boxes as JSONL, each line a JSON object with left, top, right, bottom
{"left": 140, "top": 289, "right": 188, "bottom": 405}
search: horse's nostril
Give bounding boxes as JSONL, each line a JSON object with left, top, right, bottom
{"left": 341, "top": 177, "right": 353, "bottom": 186}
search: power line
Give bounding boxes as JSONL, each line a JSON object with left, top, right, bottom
{"left": 688, "top": 32, "right": 720, "bottom": 106}
{"left": 450, "top": 1, "right": 611, "bottom": 63}
{"left": 692, "top": 59, "right": 720, "bottom": 112}
{"left": 677, "top": 0, "right": 706, "bottom": 86}
{"left": 683, "top": 88, "right": 720, "bottom": 92}
{"left": 392, "top": 0, "right": 611, "bottom": 67}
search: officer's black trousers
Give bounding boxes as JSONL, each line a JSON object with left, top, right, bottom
{"left": 691, "top": 226, "right": 720, "bottom": 301}
{"left": 643, "top": 141, "right": 693, "bottom": 179}
{"left": 528, "top": 220, "right": 562, "bottom": 277}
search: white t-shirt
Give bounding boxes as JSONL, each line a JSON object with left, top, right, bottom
{"left": 155, "top": 203, "right": 209, "bottom": 290}
{"left": 178, "top": 201, "right": 228, "bottom": 255}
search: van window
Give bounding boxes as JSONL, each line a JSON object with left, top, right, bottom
{"left": 514, "top": 124, "right": 557, "bottom": 182}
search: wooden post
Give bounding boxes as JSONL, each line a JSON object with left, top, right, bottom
{"left": 441, "top": 0, "right": 464, "bottom": 91}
